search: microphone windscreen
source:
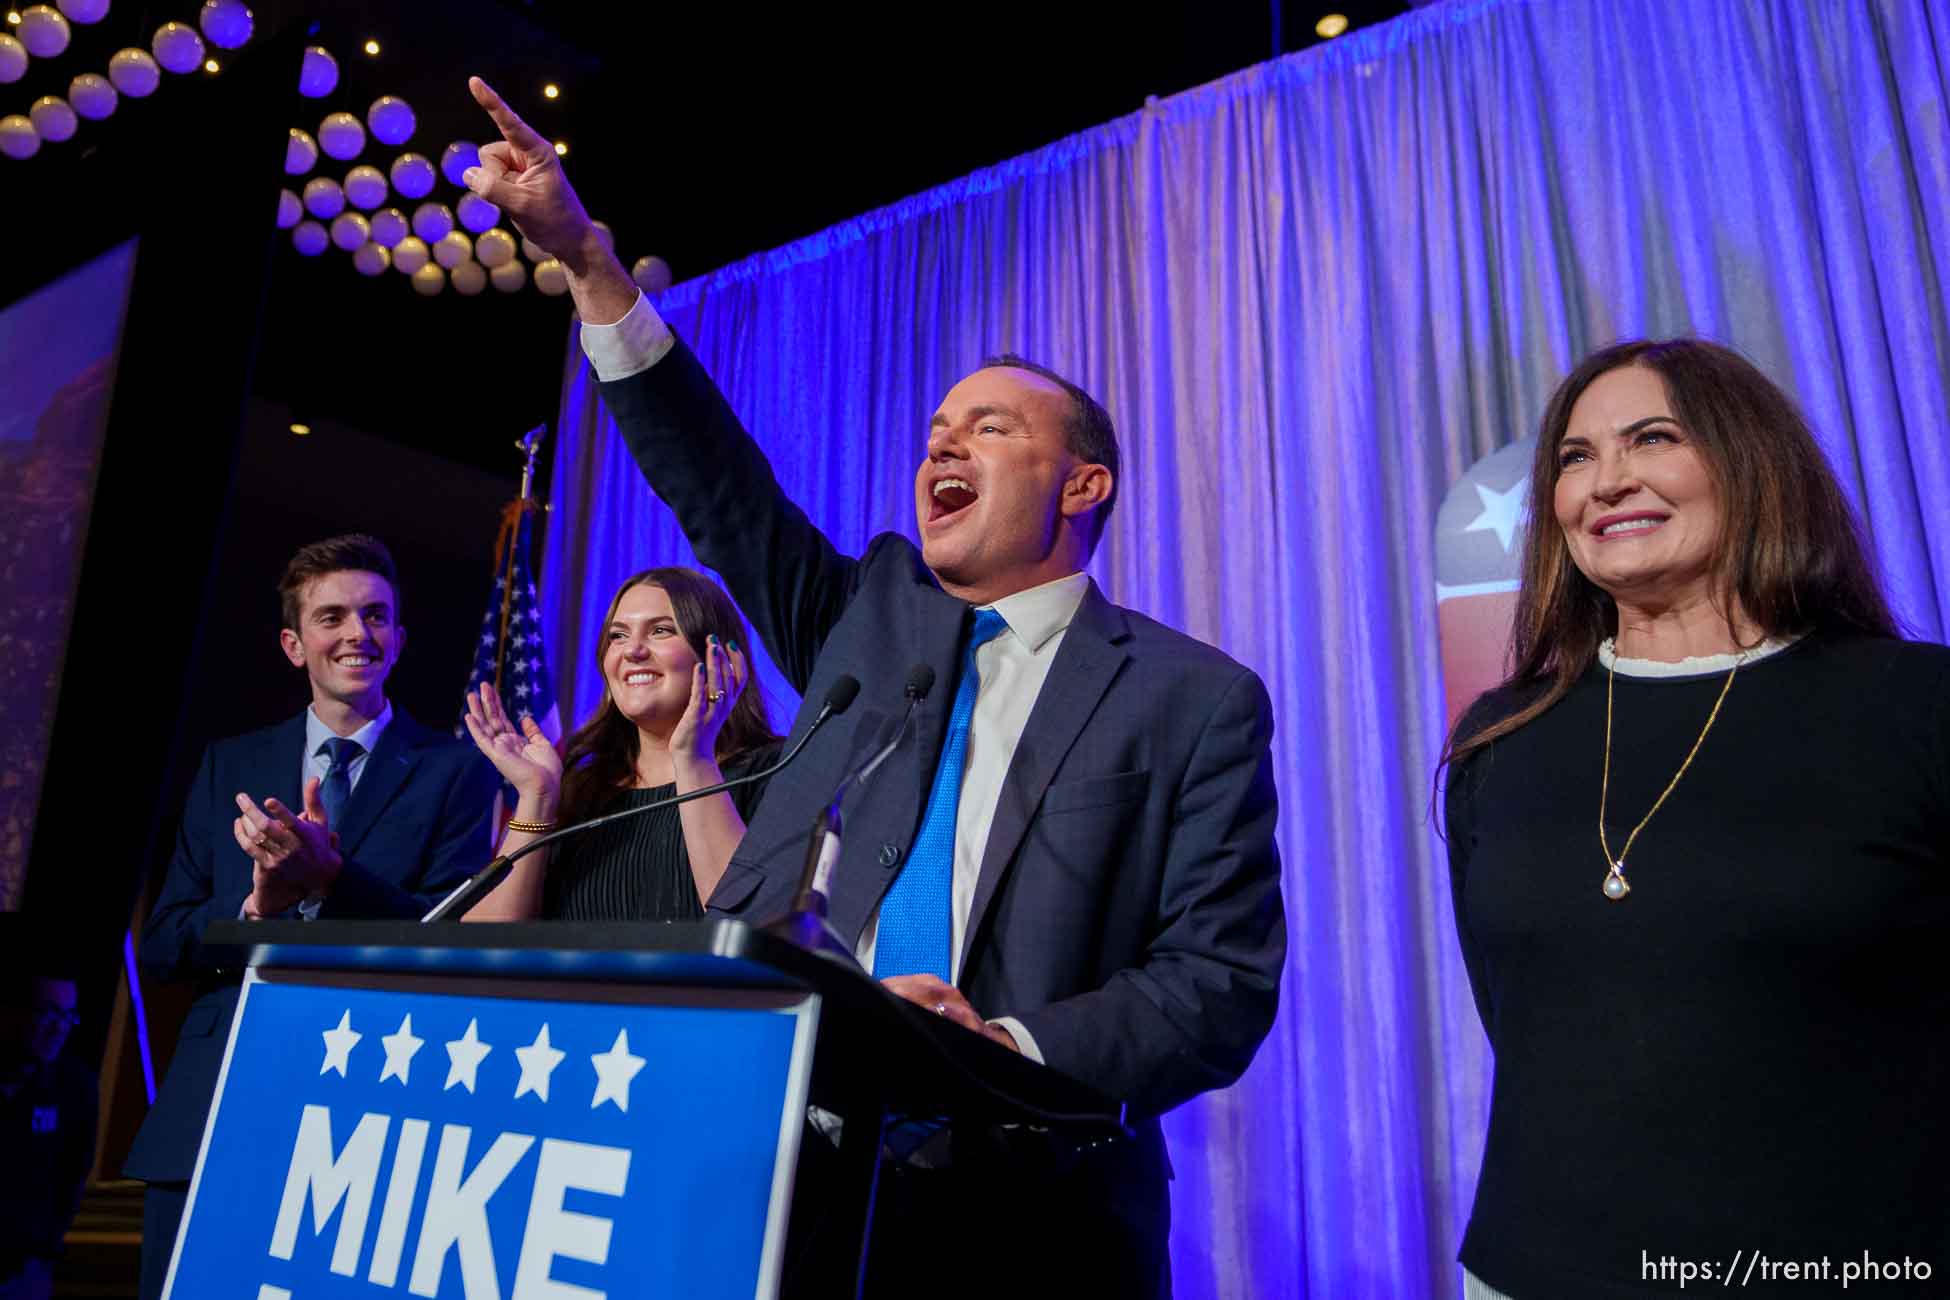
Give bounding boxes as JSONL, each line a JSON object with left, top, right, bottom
{"left": 823, "top": 674, "right": 861, "bottom": 715}
{"left": 904, "top": 663, "right": 937, "bottom": 701}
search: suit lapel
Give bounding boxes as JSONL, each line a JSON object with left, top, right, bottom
{"left": 959, "top": 584, "right": 1130, "bottom": 975}
{"left": 265, "top": 713, "right": 308, "bottom": 814}
{"left": 832, "top": 582, "right": 968, "bottom": 943}
{"left": 332, "top": 713, "right": 423, "bottom": 858}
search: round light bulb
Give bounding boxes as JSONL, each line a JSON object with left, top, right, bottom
{"left": 368, "top": 206, "right": 408, "bottom": 248}
{"left": 28, "top": 94, "right": 75, "bottom": 141}
{"left": 451, "top": 260, "right": 486, "bottom": 295}
{"left": 107, "top": 46, "right": 159, "bottom": 97}
{"left": 151, "top": 20, "right": 204, "bottom": 74}
{"left": 291, "top": 219, "right": 328, "bottom": 256}
{"left": 342, "top": 163, "right": 387, "bottom": 210}
{"left": 366, "top": 94, "right": 414, "bottom": 146}
{"left": 197, "top": 0, "right": 253, "bottom": 49}
{"left": 297, "top": 44, "right": 336, "bottom": 97}
{"left": 390, "top": 235, "right": 428, "bottom": 275}
{"left": 17, "top": 5, "right": 68, "bottom": 58}
{"left": 388, "top": 151, "right": 434, "bottom": 199}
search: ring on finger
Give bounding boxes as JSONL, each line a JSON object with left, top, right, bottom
{"left": 707, "top": 690, "right": 725, "bottom": 704}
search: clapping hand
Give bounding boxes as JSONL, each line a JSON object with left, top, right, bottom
{"left": 237, "top": 780, "right": 342, "bottom": 919}
{"left": 461, "top": 682, "right": 562, "bottom": 804}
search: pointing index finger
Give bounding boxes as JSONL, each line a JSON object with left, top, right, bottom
{"left": 468, "top": 76, "right": 548, "bottom": 155}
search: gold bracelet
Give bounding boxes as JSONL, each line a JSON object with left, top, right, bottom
{"left": 504, "top": 817, "right": 556, "bottom": 834}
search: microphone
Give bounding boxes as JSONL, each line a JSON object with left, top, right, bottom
{"left": 779, "top": 664, "right": 935, "bottom": 933}
{"left": 421, "top": 674, "right": 861, "bottom": 922}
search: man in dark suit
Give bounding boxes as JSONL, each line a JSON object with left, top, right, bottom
{"left": 123, "top": 534, "right": 498, "bottom": 1300}
{"left": 468, "top": 81, "right": 1284, "bottom": 1297}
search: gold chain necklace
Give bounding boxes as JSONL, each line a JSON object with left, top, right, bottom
{"left": 1597, "top": 648, "right": 1740, "bottom": 901}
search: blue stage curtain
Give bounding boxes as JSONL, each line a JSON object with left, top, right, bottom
{"left": 541, "top": 2, "right": 1950, "bottom": 1294}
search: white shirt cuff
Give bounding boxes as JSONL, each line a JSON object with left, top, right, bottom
{"left": 989, "top": 1016, "right": 1044, "bottom": 1064}
{"left": 578, "top": 289, "right": 675, "bottom": 382}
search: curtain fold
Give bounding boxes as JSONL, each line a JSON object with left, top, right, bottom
{"left": 541, "top": 2, "right": 1950, "bottom": 1294}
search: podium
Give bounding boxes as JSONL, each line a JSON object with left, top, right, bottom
{"left": 161, "top": 919, "right": 1124, "bottom": 1300}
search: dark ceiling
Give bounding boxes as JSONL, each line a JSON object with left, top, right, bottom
{"left": 12, "top": 0, "right": 1409, "bottom": 478}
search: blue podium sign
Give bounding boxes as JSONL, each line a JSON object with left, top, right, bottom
{"left": 165, "top": 971, "right": 816, "bottom": 1300}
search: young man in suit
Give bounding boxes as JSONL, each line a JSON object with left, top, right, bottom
{"left": 123, "top": 534, "right": 499, "bottom": 1300}
{"left": 466, "top": 83, "right": 1285, "bottom": 1296}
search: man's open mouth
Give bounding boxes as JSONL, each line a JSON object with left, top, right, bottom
{"left": 930, "top": 477, "right": 978, "bottom": 522}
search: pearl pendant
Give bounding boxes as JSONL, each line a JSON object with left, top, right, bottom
{"left": 1603, "top": 861, "right": 1631, "bottom": 901}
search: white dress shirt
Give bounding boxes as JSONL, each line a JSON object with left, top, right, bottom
{"left": 301, "top": 700, "right": 393, "bottom": 799}
{"left": 581, "top": 297, "right": 1086, "bottom": 1060}
{"left": 850, "top": 573, "right": 1089, "bottom": 982}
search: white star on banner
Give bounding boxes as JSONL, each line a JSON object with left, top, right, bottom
{"left": 378, "top": 1014, "right": 424, "bottom": 1085}
{"left": 589, "top": 1029, "right": 647, "bottom": 1113}
{"left": 320, "top": 1011, "right": 361, "bottom": 1077}
{"left": 514, "top": 1024, "right": 566, "bottom": 1102}
{"left": 443, "top": 1018, "right": 492, "bottom": 1093}
{"left": 1464, "top": 477, "right": 1529, "bottom": 553}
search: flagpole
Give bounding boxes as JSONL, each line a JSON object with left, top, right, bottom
{"left": 493, "top": 425, "right": 547, "bottom": 695}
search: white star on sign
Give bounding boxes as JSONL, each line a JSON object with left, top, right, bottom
{"left": 1464, "top": 477, "right": 1528, "bottom": 553}
{"left": 320, "top": 1011, "right": 361, "bottom": 1077}
{"left": 378, "top": 1014, "right": 424, "bottom": 1085}
{"left": 443, "top": 1018, "right": 492, "bottom": 1093}
{"left": 589, "top": 1029, "right": 647, "bottom": 1113}
{"left": 513, "top": 1024, "right": 566, "bottom": 1102}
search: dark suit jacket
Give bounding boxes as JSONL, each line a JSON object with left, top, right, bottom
{"left": 123, "top": 708, "right": 498, "bottom": 1183}
{"left": 599, "top": 339, "right": 1287, "bottom": 1126}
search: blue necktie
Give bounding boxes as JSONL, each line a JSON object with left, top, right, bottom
{"left": 318, "top": 737, "right": 364, "bottom": 830}
{"left": 875, "top": 606, "right": 1009, "bottom": 980}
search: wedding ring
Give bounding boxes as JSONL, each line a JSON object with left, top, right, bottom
{"left": 708, "top": 690, "right": 725, "bottom": 703}
{"left": 934, "top": 1002, "right": 948, "bottom": 1016}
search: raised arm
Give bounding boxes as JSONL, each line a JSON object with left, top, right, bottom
{"left": 457, "top": 682, "right": 564, "bottom": 921}
{"left": 463, "top": 77, "right": 636, "bottom": 327}
{"left": 462, "top": 78, "right": 866, "bottom": 689}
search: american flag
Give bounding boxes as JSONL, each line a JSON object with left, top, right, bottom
{"left": 458, "top": 499, "right": 561, "bottom": 747}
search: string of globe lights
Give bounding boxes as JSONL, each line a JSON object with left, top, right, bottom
{"left": 0, "top": 1, "right": 676, "bottom": 301}
{"left": 276, "top": 48, "right": 671, "bottom": 299}
{"left": 1, "top": 1, "right": 249, "bottom": 155}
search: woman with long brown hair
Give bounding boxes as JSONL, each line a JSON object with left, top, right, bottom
{"left": 1442, "top": 339, "right": 1948, "bottom": 1299}
{"left": 460, "top": 566, "right": 781, "bottom": 921}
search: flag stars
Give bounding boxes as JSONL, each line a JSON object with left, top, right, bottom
{"left": 1464, "top": 476, "right": 1528, "bottom": 553}
{"left": 443, "top": 1018, "right": 492, "bottom": 1093}
{"left": 589, "top": 1029, "right": 646, "bottom": 1113}
{"left": 378, "top": 1014, "right": 424, "bottom": 1085}
{"left": 513, "top": 1024, "right": 566, "bottom": 1102}
{"left": 320, "top": 1010, "right": 361, "bottom": 1077}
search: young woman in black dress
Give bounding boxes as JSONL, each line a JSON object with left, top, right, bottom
{"left": 461, "top": 566, "right": 781, "bottom": 921}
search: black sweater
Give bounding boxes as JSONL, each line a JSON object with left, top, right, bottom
{"left": 543, "top": 743, "right": 781, "bottom": 922}
{"left": 1446, "top": 634, "right": 1950, "bottom": 1299}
